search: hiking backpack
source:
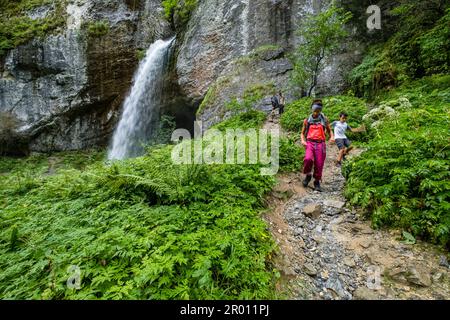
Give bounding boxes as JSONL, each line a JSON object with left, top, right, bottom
{"left": 304, "top": 113, "right": 328, "bottom": 137}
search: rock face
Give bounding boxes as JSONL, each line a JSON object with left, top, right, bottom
{"left": 0, "top": 0, "right": 172, "bottom": 154}
{"left": 196, "top": 46, "right": 294, "bottom": 130}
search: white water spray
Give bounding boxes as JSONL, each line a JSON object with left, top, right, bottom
{"left": 108, "top": 37, "right": 175, "bottom": 160}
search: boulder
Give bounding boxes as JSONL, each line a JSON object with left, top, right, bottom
{"left": 302, "top": 204, "right": 322, "bottom": 220}
{"left": 323, "top": 200, "right": 346, "bottom": 209}
{"left": 353, "top": 287, "right": 380, "bottom": 300}
{"left": 388, "top": 265, "right": 432, "bottom": 288}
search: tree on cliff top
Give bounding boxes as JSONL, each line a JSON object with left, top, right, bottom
{"left": 291, "top": 4, "right": 352, "bottom": 97}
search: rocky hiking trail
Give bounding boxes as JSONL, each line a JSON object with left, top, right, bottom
{"left": 263, "top": 119, "right": 450, "bottom": 300}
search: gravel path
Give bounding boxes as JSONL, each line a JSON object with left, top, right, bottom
{"left": 263, "top": 120, "right": 450, "bottom": 300}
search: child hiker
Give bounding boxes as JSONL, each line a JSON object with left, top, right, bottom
{"left": 300, "top": 100, "right": 334, "bottom": 192}
{"left": 331, "top": 113, "right": 365, "bottom": 166}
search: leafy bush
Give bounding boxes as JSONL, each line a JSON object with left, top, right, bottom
{"left": 418, "top": 8, "right": 450, "bottom": 75}
{"left": 280, "top": 96, "right": 368, "bottom": 141}
{"left": 290, "top": 4, "right": 352, "bottom": 96}
{"left": 343, "top": 75, "right": 450, "bottom": 247}
{"left": 211, "top": 109, "right": 304, "bottom": 174}
{"left": 197, "top": 76, "right": 232, "bottom": 116}
{"left": 84, "top": 20, "right": 110, "bottom": 38}
{"left": 225, "top": 83, "right": 275, "bottom": 116}
{"left": 348, "top": 47, "right": 406, "bottom": 98}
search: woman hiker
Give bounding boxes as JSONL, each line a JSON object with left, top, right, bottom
{"left": 300, "top": 100, "right": 334, "bottom": 192}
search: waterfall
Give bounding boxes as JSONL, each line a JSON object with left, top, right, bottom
{"left": 108, "top": 37, "right": 175, "bottom": 160}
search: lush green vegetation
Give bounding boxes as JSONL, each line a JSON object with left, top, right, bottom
{"left": 340, "top": 0, "right": 450, "bottom": 249}
{"left": 0, "top": 109, "right": 310, "bottom": 299}
{"left": 213, "top": 110, "right": 267, "bottom": 131}
{"left": 224, "top": 83, "right": 276, "bottom": 116}
{"left": 162, "top": 0, "right": 198, "bottom": 27}
{"left": 343, "top": 75, "right": 450, "bottom": 247}
{"left": 0, "top": 0, "right": 66, "bottom": 56}
{"left": 0, "top": 150, "right": 277, "bottom": 299}
{"left": 280, "top": 96, "right": 369, "bottom": 142}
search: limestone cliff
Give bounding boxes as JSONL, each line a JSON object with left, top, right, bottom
{"left": 0, "top": 0, "right": 171, "bottom": 154}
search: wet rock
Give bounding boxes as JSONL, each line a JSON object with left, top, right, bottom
{"left": 302, "top": 204, "right": 322, "bottom": 220}
{"left": 353, "top": 287, "right": 380, "bottom": 300}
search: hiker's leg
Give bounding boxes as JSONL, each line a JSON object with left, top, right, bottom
{"left": 345, "top": 142, "right": 353, "bottom": 155}
{"left": 313, "top": 142, "right": 326, "bottom": 181}
{"left": 303, "top": 142, "right": 314, "bottom": 176}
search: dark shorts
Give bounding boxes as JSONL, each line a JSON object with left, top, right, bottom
{"left": 335, "top": 138, "right": 351, "bottom": 150}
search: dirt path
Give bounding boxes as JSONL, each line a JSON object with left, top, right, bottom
{"left": 263, "top": 119, "right": 450, "bottom": 300}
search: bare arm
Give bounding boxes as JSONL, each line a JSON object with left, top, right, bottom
{"left": 301, "top": 121, "right": 307, "bottom": 146}
{"left": 350, "top": 124, "right": 366, "bottom": 133}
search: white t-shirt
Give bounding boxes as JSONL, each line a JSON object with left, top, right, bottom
{"left": 331, "top": 121, "right": 352, "bottom": 139}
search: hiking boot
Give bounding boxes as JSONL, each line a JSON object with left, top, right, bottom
{"left": 314, "top": 180, "right": 323, "bottom": 192}
{"left": 335, "top": 160, "right": 342, "bottom": 167}
{"left": 302, "top": 175, "right": 312, "bottom": 188}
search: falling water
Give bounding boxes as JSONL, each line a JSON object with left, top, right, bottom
{"left": 108, "top": 37, "right": 175, "bottom": 160}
